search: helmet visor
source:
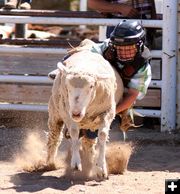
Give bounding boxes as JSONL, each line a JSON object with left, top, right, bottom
{"left": 115, "top": 44, "right": 137, "bottom": 61}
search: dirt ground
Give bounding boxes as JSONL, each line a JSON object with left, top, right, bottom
{"left": 0, "top": 119, "right": 180, "bottom": 194}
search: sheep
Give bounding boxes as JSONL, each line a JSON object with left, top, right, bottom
{"left": 46, "top": 47, "right": 124, "bottom": 179}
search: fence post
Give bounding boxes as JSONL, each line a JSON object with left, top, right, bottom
{"left": 161, "top": 0, "right": 178, "bottom": 132}
{"left": 99, "top": 26, "right": 107, "bottom": 41}
{"left": 79, "top": 0, "right": 87, "bottom": 11}
{"left": 79, "top": 0, "right": 87, "bottom": 29}
{"left": 15, "top": 24, "right": 26, "bottom": 38}
{"left": 177, "top": 2, "right": 180, "bottom": 129}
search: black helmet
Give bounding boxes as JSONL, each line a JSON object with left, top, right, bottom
{"left": 110, "top": 20, "right": 145, "bottom": 46}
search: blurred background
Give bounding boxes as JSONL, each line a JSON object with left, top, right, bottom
{"left": 0, "top": 0, "right": 81, "bottom": 10}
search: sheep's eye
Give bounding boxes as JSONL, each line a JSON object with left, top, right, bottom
{"left": 90, "top": 85, "right": 93, "bottom": 89}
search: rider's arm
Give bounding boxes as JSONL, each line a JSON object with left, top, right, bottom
{"left": 116, "top": 64, "right": 152, "bottom": 113}
{"left": 88, "top": 0, "right": 139, "bottom": 18}
{"left": 116, "top": 88, "right": 139, "bottom": 113}
{"left": 88, "top": 0, "right": 121, "bottom": 13}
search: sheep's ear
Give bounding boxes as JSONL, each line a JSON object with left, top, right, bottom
{"left": 57, "top": 62, "right": 68, "bottom": 74}
{"left": 48, "top": 69, "right": 59, "bottom": 80}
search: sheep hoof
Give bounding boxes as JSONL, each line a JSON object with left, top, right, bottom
{"left": 71, "top": 162, "right": 82, "bottom": 171}
{"left": 77, "top": 164, "right": 82, "bottom": 171}
{"left": 96, "top": 166, "right": 108, "bottom": 179}
{"left": 45, "top": 162, "right": 57, "bottom": 171}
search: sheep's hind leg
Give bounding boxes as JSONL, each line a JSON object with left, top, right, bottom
{"left": 81, "top": 136, "right": 97, "bottom": 177}
{"left": 46, "top": 120, "right": 63, "bottom": 168}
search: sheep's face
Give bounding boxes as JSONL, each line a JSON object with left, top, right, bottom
{"left": 65, "top": 74, "right": 96, "bottom": 122}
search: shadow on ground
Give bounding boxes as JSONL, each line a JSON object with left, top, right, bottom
{"left": 5, "top": 172, "right": 80, "bottom": 192}
{"left": 3, "top": 169, "right": 102, "bottom": 193}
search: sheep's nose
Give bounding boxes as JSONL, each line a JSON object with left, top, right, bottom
{"left": 71, "top": 111, "right": 83, "bottom": 122}
{"left": 72, "top": 111, "right": 81, "bottom": 117}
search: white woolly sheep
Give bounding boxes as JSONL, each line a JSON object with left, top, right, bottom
{"left": 46, "top": 49, "right": 124, "bottom": 179}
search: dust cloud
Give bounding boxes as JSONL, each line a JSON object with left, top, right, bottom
{"left": 14, "top": 132, "right": 54, "bottom": 172}
{"left": 106, "top": 142, "right": 134, "bottom": 175}
{"left": 13, "top": 131, "right": 134, "bottom": 179}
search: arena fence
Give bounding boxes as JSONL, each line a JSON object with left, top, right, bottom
{"left": 0, "top": 0, "right": 178, "bottom": 132}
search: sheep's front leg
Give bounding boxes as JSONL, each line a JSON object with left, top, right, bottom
{"left": 96, "top": 126, "right": 110, "bottom": 179}
{"left": 69, "top": 127, "right": 82, "bottom": 171}
{"left": 46, "top": 119, "right": 63, "bottom": 167}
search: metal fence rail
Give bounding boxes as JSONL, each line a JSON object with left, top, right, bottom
{"left": 0, "top": 103, "right": 161, "bottom": 118}
{"left": 0, "top": 16, "right": 163, "bottom": 28}
{"left": 0, "top": 74, "right": 161, "bottom": 88}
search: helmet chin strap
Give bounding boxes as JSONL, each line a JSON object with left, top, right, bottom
{"left": 136, "top": 40, "right": 144, "bottom": 53}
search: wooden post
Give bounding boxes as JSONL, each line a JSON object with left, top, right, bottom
{"left": 15, "top": 0, "right": 26, "bottom": 38}
{"left": 15, "top": 24, "right": 26, "bottom": 38}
